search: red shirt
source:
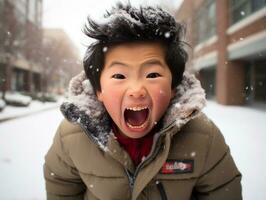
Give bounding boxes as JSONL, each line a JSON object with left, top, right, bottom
{"left": 112, "top": 124, "right": 154, "bottom": 166}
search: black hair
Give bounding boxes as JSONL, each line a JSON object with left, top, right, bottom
{"left": 83, "top": 2, "right": 188, "bottom": 92}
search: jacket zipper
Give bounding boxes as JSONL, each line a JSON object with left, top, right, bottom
{"left": 126, "top": 122, "right": 176, "bottom": 190}
{"left": 156, "top": 181, "right": 168, "bottom": 200}
{"left": 79, "top": 118, "right": 175, "bottom": 197}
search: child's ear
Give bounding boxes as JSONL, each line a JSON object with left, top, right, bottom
{"left": 171, "top": 88, "right": 176, "bottom": 99}
{"left": 96, "top": 91, "right": 103, "bottom": 102}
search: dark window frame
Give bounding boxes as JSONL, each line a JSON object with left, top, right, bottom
{"left": 230, "top": 0, "right": 266, "bottom": 24}
{"left": 194, "top": 0, "right": 216, "bottom": 45}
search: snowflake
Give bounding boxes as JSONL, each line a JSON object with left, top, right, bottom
{"left": 102, "top": 47, "right": 108, "bottom": 52}
{"left": 164, "top": 32, "right": 170, "bottom": 38}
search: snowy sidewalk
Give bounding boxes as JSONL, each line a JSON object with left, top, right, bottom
{"left": 0, "top": 100, "right": 62, "bottom": 122}
{"left": 203, "top": 101, "right": 266, "bottom": 200}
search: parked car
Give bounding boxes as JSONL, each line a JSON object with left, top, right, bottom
{"left": 4, "top": 92, "right": 32, "bottom": 107}
{"left": 0, "top": 99, "right": 6, "bottom": 111}
{"left": 22, "top": 92, "right": 58, "bottom": 103}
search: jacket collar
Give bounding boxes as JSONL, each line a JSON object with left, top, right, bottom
{"left": 60, "top": 71, "right": 206, "bottom": 151}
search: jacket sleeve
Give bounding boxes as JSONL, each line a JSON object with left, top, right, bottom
{"left": 194, "top": 121, "right": 242, "bottom": 200}
{"left": 43, "top": 121, "right": 86, "bottom": 199}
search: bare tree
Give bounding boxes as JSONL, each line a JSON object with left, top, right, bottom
{"left": 40, "top": 29, "right": 82, "bottom": 94}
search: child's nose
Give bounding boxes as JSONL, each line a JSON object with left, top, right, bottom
{"left": 128, "top": 85, "right": 147, "bottom": 99}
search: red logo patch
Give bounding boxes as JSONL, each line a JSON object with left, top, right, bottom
{"left": 160, "top": 160, "right": 194, "bottom": 174}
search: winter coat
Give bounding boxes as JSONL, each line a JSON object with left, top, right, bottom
{"left": 44, "top": 71, "right": 242, "bottom": 200}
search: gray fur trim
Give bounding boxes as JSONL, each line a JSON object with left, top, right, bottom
{"left": 163, "top": 72, "right": 206, "bottom": 128}
{"left": 60, "top": 71, "right": 206, "bottom": 151}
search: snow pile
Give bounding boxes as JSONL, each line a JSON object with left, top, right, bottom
{"left": 4, "top": 92, "right": 32, "bottom": 107}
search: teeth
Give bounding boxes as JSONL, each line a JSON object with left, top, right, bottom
{"left": 126, "top": 122, "right": 146, "bottom": 129}
{"left": 126, "top": 106, "right": 148, "bottom": 111}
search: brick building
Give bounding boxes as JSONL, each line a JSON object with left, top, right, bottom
{"left": 0, "top": 0, "right": 43, "bottom": 93}
{"left": 176, "top": 0, "right": 266, "bottom": 105}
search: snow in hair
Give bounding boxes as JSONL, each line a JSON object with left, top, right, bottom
{"left": 83, "top": 2, "right": 185, "bottom": 43}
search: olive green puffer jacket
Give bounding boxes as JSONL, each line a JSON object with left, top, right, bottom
{"left": 44, "top": 72, "right": 242, "bottom": 200}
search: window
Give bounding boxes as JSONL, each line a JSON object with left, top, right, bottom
{"left": 36, "top": 0, "right": 43, "bottom": 27}
{"left": 199, "top": 67, "right": 216, "bottom": 99}
{"left": 0, "top": 1, "right": 4, "bottom": 49}
{"left": 230, "top": 0, "right": 266, "bottom": 24}
{"left": 13, "top": 0, "right": 27, "bottom": 16}
{"left": 194, "top": 0, "right": 216, "bottom": 44}
{"left": 28, "top": 0, "right": 36, "bottom": 23}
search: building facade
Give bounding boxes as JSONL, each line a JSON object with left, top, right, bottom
{"left": 176, "top": 0, "right": 266, "bottom": 105}
{"left": 0, "top": 0, "right": 43, "bottom": 94}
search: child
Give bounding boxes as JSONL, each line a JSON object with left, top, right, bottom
{"left": 44, "top": 2, "right": 242, "bottom": 200}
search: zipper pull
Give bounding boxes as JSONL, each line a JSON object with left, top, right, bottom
{"left": 125, "top": 169, "right": 135, "bottom": 190}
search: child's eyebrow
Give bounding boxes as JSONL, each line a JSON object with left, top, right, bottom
{"left": 107, "top": 61, "right": 129, "bottom": 68}
{"left": 107, "top": 59, "right": 165, "bottom": 68}
{"left": 140, "top": 59, "right": 165, "bottom": 68}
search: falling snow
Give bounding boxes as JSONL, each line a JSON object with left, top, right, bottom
{"left": 174, "top": 103, "right": 181, "bottom": 108}
{"left": 190, "top": 152, "right": 196, "bottom": 157}
{"left": 164, "top": 32, "right": 170, "bottom": 38}
{"left": 102, "top": 47, "right": 108, "bottom": 52}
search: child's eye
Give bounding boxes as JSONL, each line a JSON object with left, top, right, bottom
{"left": 111, "top": 74, "right": 125, "bottom": 79}
{"left": 146, "top": 73, "right": 161, "bottom": 78}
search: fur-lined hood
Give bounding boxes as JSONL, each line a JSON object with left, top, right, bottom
{"left": 60, "top": 71, "right": 206, "bottom": 151}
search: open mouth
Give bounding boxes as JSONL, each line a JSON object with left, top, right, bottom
{"left": 124, "top": 107, "right": 149, "bottom": 129}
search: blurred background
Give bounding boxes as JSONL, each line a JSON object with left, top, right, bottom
{"left": 0, "top": 0, "right": 265, "bottom": 199}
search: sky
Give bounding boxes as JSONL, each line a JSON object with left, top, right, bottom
{"left": 43, "top": 0, "right": 183, "bottom": 58}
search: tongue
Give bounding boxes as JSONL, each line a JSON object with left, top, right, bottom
{"left": 125, "top": 109, "right": 149, "bottom": 126}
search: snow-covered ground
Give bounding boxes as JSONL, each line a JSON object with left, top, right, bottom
{"left": 0, "top": 100, "right": 60, "bottom": 122}
{"left": 0, "top": 108, "right": 63, "bottom": 200}
{"left": 0, "top": 101, "right": 265, "bottom": 199}
{"left": 203, "top": 101, "right": 266, "bottom": 200}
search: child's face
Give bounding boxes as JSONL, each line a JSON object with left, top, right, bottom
{"left": 97, "top": 42, "right": 174, "bottom": 139}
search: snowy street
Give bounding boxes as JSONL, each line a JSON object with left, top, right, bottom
{"left": 0, "top": 101, "right": 266, "bottom": 199}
